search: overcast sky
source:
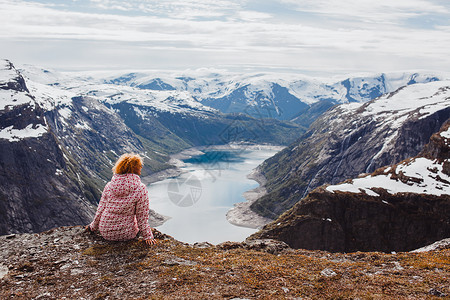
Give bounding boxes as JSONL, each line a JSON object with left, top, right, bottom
{"left": 1, "top": 0, "right": 450, "bottom": 76}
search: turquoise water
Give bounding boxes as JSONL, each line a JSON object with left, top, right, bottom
{"left": 147, "top": 148, "right": 279, "bottom": 244}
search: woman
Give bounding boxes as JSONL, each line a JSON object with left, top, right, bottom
{"left": 86, "top": 153, "right": 157, "bottom": 245}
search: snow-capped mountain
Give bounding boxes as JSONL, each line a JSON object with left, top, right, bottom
{"left": 252, "top": 120, "right": 450, "bottom": 252}
{"left": 19, "top": 66, "right": 218, "bottom": 118}
{"left": 2, "top": 59, "right": 449, "bottom": 236}
{"left": 0, "top": 60, "right": 96, "bottom": 234}
{"left": 251, "top": 80, "right": 450, "bottom": 219}
{"left": 0, "top": 60, "right": 304, "bottom": 234}
{"left": 0, "top": 61, "right": 49, "bottom": 141}
{"left": 99, "top": 69, "right": 445, "bottom": 123}
{"left": 17, "top": 64, "right": 305, "bottom": 148}
{"left": 19, "top": 65, "right": 446, "bottom": 125}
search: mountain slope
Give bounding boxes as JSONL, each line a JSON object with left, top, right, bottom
{"left": 0, "top": 60, "right": 179, "bottom": 234}
{"left": 251, "top": 81, "right": 450, "bottom": 219}
{"left": 250, "top": 120, "right": 450, "bottom": 252}
{"left": 103, "top": 98, "right": 304, "bottom": 149}
{"left": 0, "top": 60, "right": 96, "bottom": 234}
{"left": 99, "top": 70, "right": 444, "bottom": 125}
{"left": 20, "top": 65, "right": 306, "bottom": 148}
{"left": 0, "top": 60, "right": 304, "bottom": 235}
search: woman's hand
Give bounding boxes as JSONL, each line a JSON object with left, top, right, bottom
{"left": 145, "top": 238, "right": 157, "bottom": 246}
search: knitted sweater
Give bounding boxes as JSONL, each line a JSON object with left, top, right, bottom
{"left": 89, "top": 173, "right": 154, "bottom": 241}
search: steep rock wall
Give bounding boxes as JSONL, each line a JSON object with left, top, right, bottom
{"left": 251, "top": 120, "right": 450, "bottom": 252}
{"left": 252, "top": 82, "right": 450, "bottom": 219}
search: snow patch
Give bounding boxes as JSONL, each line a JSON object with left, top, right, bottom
{"left": 363, "top": 188, "right": 379, "bottom": 196}
{"left": 58, "top": 107, "right": 72, "bottom": 120}
{"left": 411, "top": 238, "right": 450, "bottom": 252}
{"left": 362, "top": 81, "right": 450, "bottom": 119}
{"left": 327, "top": 157, "right": 450, "bottom": 197}
{"left": 74, "top": 122, "right": 91, "bottom": 131}
{"left": 440, "top": 127, "right": 450, "bottom": 139}
{"left": 0, "top": 89, "right": 34, "bottom": 111}
{"left": 25, "top": 80, "right": 74, "bottom": 110}
{"left": 0, "top": 124, "right": 48, "bottom": 142}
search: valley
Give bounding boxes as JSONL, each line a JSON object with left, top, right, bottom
{"left": 2, "top": 1, "right": 450, "bottom": 298}
{"left": 1, "top": 59, "right": 449, "bottom": 255}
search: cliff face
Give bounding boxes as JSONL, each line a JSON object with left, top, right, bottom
{"left": 251, "top": 121, "right": 450, "bottom": 252}
{"left": 0, "top": 132, "right": 96, "bottom": 234}
{"left": 0, "top": 61, "right": 170, "bottom": 235}
{"left": 251, "top": 81, "right": 450, "bottom": 219}
{"left": 0, "top": 61, "right": 96, "bottom": 234}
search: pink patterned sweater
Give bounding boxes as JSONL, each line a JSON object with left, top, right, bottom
{"left": 89, "top": 173, "right": 154, "bottom": 241}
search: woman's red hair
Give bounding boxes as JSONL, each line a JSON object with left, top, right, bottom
{"left": 112, "top": 153, "right": 143, "bottom": 175}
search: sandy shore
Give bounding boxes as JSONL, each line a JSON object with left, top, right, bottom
{"left": 226, "top": 167, "right": 274, "bottom": 229}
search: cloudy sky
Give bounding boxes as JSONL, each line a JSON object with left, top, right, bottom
{"left": 1, "top": 0, "right": 450, "bottom": 75}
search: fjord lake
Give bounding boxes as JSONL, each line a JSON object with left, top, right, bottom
{"left": 147, "top": 147, "right": 280, "bottom": 244}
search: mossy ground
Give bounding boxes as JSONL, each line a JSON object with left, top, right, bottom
{"left": 0, "top": 226, "right": 449, "bottom": 299}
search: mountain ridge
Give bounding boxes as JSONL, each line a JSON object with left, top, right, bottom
{"left": 0, "top": 60, "right": 303, "bottom": 235}
{"left": 2, "top": 59, "right": 450, "bottom": 243}
{"left": 250, "top": 119, "right": 450, "bottom": 252}
{"left": 19, "top": 63, "right": 447, "bottom": 126}
{"left": 250, "top": 80, "right": 450, "bottom": 219}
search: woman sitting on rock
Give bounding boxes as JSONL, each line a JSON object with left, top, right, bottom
{"left": 86, "top": 153, "right": 157, "bottom": 245}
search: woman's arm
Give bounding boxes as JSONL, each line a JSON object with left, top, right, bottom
{"left": 89, "top": 185, "right": 109, "bottom": 231}
{"left": 135, "top": 186, "right": 154, "bottom": 241}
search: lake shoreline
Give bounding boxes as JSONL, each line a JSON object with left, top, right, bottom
{"left": 226, "top": 167, "right": 274, "bottom": 229}
{"left": 142, "top": 143, "right": 282, "bottom": 230}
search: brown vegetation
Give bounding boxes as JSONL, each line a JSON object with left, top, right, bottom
{"left": 0, "top": 226, "right": 449, "bottom": 299}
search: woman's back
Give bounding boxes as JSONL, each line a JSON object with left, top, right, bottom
{"left": 103, "top": 174, "right": 145, "bottom": 215}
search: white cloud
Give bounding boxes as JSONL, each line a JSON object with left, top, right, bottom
{"left": 237, "top": 10, "right": 273, "bottom": 21}
{"left": 0, "top": 0, "right": 449, "bottom": 75}
{"left": 88, "top": 0, "right": 243, "bottom": 19}
{"left": 279, "top": 0, "right": 450, "bottom": 24}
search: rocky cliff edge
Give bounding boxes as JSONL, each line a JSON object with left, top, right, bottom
{"left": 0, "top": 226, "right": 449, "bottom": 299}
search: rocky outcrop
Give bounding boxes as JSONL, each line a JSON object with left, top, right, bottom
{"left": 251, "top": 189, "right": 450, "bottom": 252}
{"left": 0, "top": 60, "right": 28, "bottom": 92}
{"left": 251, "top": 81, "right": 450, "bottom": 219}
{"left": 251, "top": 121, "right": 450, "bottom": 252}
{"left": 1, "top": 226, "right": 449, "bottom": 299}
